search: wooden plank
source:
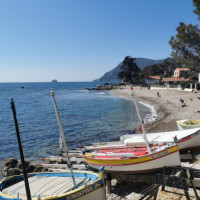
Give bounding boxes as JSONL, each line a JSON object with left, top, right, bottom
{"left": 180, "top": 154, "right": 192, "bottom": 160}
{"left": 68, "top": 150, "right": 82, "bottom": 153}
{"left": 41, "top": 157, "right": 83, "bottom": 163}
{"left": 112, "top": 174, "right": 155, "bottom": 183}
{"left": 34, "top": 163, "right": 87, "bottom": 170}
{"left": 181, "top": 163, "right": 200, "bottom": 170}
{"left": 71, "top": 158, "right": 84, "bottom": 162}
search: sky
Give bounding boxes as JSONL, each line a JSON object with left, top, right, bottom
{"left": 0, "top": 0, "right": 199, "bottom": 82}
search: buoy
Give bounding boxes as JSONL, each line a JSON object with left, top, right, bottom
{"left": 137, "top": 124, "right": 143, "bottom": 133}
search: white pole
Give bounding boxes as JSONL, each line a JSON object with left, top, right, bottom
{"left": 131, "top": 89, "right": 151, "bottom": 153}
{"left": 51, "top": 91, "right": 77, "bottom": 188}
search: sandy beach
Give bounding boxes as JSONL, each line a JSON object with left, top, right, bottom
{"left": 110, "top": 86, "right": 200, "bottom": 133}
{"left": 107, "top": 86, "right": 200, "bottom": 199}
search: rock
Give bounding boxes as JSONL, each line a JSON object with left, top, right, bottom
{"left": 0, "top": 158, "right": 49, "bottom": 177}
{"left": 7, "top": 168, "right": 21, "bottom": 176}
{"left": 1, "top": 158, "right": 18, "bottom": 169}
{"left": 27, "top": 164, "right": 37, "bottom": 173}
{"left": 16, "top": 161, "right": 30, "bottom": 169}
{"left": 1, "top": 158, "right": 19, "bottom": 176}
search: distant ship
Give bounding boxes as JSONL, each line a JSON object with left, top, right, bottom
{"left": 52, "top": 79, "right": 58, "bottom": 82}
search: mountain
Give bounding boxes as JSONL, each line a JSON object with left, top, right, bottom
{"left": 94, "top": 58, "right": 164, "bottom": 82}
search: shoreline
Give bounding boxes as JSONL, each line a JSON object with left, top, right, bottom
{"left": 110, "top": 86, "right": 200, "bottom": 133}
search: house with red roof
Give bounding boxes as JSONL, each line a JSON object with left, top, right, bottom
{"left": 162, "top": 68, "right": 190, "bottom": 84}
{"left": 145, "top": 76, "right": 161, "bottom": 85}
{"left": 162, "top": 77, "right": 190, "bottom": 84}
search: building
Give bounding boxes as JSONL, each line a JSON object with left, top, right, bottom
{"left": 173, "top": 68, "right": 190, "bottom": 78}
{"left": 199, "top": 73, "right": 200, "bottom": 83}
{"left": 145, "top": 76, "right": 160, "bottom": 85}
{"left": 162, "top": 77, "right": 190, "bottom": 84}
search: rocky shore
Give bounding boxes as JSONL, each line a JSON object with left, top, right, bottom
{"left": 0, "top": 158, "right": 48, "bottom": 177}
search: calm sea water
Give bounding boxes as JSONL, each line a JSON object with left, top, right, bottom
{"left": 0, "top": 82, "right": 150, "bottom": 163}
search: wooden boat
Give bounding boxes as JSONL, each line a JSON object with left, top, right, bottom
{"left": 0, "top": 170, "right": 106, "bottom": 200}
{"left": 82, "top": 144, "right": 180, "bottom": 174}
{"left": 176, "top": 119, "right": 200, "bottom": 130}
{"left": 121, "top": 127, "right": 200, "bottom": 151}
{"left": 85, "top": 127, "right": 200, "bottom": 152}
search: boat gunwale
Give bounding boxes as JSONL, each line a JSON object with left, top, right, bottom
{"left": 178, "top": 129, "right": 200, "bottom": 143}
{"left": 0, "top": 171, "right": 104, "bottom": 200}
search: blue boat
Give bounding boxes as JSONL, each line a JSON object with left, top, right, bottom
{"left": 0, "top": 169, "right": 106, "bottom": 200}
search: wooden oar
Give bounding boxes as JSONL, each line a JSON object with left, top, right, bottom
{"left": 10, "top": 99, "right": 32, "bottom": 200}
{"left": 51, "top": 91, "right": 77, "bottom": 189}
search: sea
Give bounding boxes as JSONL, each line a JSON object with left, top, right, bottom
{"left": 0, "top": 82, "right": 151, "bottom": 164}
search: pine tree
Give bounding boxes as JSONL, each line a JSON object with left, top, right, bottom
{"left": 118, "top": 56, "right": 141, "bottom": 84}
{"left": 169, "top": 0, "right": 200, "bottom": 73}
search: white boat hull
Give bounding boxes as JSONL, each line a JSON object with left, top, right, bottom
{"left": 121, "top": 128, "right": 200, "bottom": 151}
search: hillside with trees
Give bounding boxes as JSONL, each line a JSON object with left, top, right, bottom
{"left": 94, "top": 58, "right": 163, "bottom": 82}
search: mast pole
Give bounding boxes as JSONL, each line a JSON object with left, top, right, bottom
{"left": 10, "top": 99, "right": 32, "bottom": 200}
{"left": 51, "top": 91, "right": 77, "bottom": 189}
{"left": 131, "top": 90, "right": 151, "bottom": 153}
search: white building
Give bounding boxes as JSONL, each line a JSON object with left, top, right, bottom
{"left": 145, "top": 76, "right": 160, "bottom": 85}
{"left": 199, "top": 73, "right": 200, "bottom": 83}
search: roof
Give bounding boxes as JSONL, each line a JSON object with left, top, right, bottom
{"left": 174, "top": 68, "right": 190, "bottom": 71}
{"left": 148, "top": 76, "right": 160, "bottom": 80}
{"left": 162, "top": 77, "right": 190, "bottom": 82}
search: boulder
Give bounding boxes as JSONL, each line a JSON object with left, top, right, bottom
{"left": 1, "top": 158, "right": 49, "bottom": 177}
{"left": 0, "top": 158, "right": 18, "bottom": 172}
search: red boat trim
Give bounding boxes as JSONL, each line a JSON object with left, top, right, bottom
{"left": 178, "top": 130, "right": 200, "bottom": 144}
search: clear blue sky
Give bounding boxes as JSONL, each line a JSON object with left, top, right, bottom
{"left": 0, "top": 0, "right": 198, "bottom": 82}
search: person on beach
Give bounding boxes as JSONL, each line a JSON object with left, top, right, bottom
{"left": 180, "top": 98, "right": 186, "bottom": 107}
{"left": 157, "top": 92, "right": 160, "bottom": 98}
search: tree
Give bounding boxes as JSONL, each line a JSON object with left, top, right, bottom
{"left": 118, "top": 56, "right": 141, "bottom": 84}
{"left": 140, "top": 58, "right": 177, "bottom": 80}
{"left": 169, "top": 0, "right": 200, "bottom": 73}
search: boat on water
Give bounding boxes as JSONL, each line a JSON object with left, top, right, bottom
{"left": 82, "top": 144, "right": 180, "bottom": 174}
{"left": 0, "top": 170, "right": 105, "bottom": 200}
{"left": 176, "top": 119, "right": 200, "bottom": 130}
